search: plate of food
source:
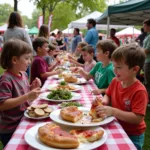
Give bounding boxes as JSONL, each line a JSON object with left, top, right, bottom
{"left": 50, "top": 106, "right": 115, "bottom": 127}
{"left": 24, "top": 104, "right": 53, "bottom": 120}
{"left": 59, "top": 75, "right": 87, "bottom": 85}
{"left": 24, "top": 122, "right": 107, "bottom": 150}
{"left": 47, "top": 81, "right": 81, "bottom": 92}
{"left": 39, "top": 89, "right": 81, "bottom": 102}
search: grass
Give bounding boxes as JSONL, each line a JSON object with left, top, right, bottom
{"left": 0, "top": 67, "right": 149, "bottom": 150}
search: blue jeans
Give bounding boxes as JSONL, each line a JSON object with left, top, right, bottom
{"left": 0, "top": 133, "right": 13, "bottom": 148}
{"left": 129, "top": 134, "right": 144, "bottom": 150}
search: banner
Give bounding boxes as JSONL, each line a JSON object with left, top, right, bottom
{"left": 38, "top": 15, "right": 43, "bottom": 29}
{"left": 48, "top": 13, "right": 53, "bottom": 32}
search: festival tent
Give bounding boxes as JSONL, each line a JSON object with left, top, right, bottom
{"left": 96, "top": 0, "right": 150, "bottom": 26}
{"left": 28, "top": 27, "right": 39, "bottom": 34}
{"left": 116, "top": 27, "right": 141, "bottom": 37}
{"left": 68, "top": 11, "right": 129, "bottom": 30}
{"left": 50, "top": 29, "right": 59, "bottom": 34}
{"left": 0, "top": 24, "right": 8, "bottom": 32}
{"left": 62, "top": 28, "right": 74, "bottom": 34}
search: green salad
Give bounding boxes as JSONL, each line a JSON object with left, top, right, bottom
{"left": 47, "top": 89, "right": 72, "bottom": 100}
{"left": 59, "top": 81, "right": 67, "bottom": 85}
{"left": 60, "top": 102, "right": 83, "bottom": 108}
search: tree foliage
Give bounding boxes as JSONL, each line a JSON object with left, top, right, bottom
{"left": 30, "top": 0, "right": 107, "bottom": 23}
{"left": 0, "top": 3, "right": 13, "bottom": 25}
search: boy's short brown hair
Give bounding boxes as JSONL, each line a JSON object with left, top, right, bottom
{"left": 112, "top": 43, "right": 146, "bottom": 69}
{"left": 96, "top": 39, "right": 117, "bottom": 59}
{"left": 0, "top": 39, "right": 32, "bottom": 69}
{"left": 82, "top": 45, "right": 94, "bottom": 54}
{"left": 77, "top": 42, "right": 88, "bottom": 49}
{"left": 48, "top": 43, "right": 56, "bottom": 51}
{"left": 143, "top": 19, "right": 150, "bottom": 26}
{"left": 32, "top": 37, "right": 49, "bottom": 52}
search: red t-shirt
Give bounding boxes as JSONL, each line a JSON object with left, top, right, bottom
{"left": 106, "top": 78, "right": 148, "bottom": 135}
{"left": 110, "top": 36, "right": 120, "bottom": 46}
{"left": 31, "top": 56, "right": 49, "bottom": 85}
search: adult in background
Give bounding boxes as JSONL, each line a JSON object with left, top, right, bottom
{"left": 84, "top": 18, "right": 98, "bottom": 57}
{"left": 3, "top": 12, "right": 32, "bottom": 48}
{"left": 49, "top": 32, "right": 56, "bottom": 44}
{"left": 135, "top": 27, "right": 147, "bottom": 47}
{"left": 56, "top": 30, "right": 66, "bottom": 50}
{"left": 143, "top": 19, "right": 150, "bottom": 102}
{"left": 109, "top": 28, "right": 120, "bottom": 46}
{"left": 38, "top": 24, "right": 49, "bottom": 40}
{"left": 71, "top": 28, "right": 82, "bottom": 54}
{"left": 3, "top": 12, "right": 32, "bottom": 76}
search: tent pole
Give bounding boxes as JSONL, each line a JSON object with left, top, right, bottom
{"left": 107, "top": 16, "right": 110, "bottom": 38}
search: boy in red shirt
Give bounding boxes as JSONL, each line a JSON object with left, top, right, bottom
{"left": 94, "top": 44, "right": 148, "bottom": 150}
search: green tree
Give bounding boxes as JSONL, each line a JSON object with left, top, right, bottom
{"left": 30, "top": 0, "right": 107, "bottom": 23}
{"left": 51, "top": 3, "right": 77, "bottom": 30}
{"left": 0, "top": 3, "right": 13, "bottom": 25}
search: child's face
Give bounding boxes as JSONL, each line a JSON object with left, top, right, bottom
{"left": 96, "top": 48, "right": 107, "bottom": 62}
{"left": 77, "top": 46, "right": 82, "bottom": 52}
{"left": 82, "top": 51, "right": 93, "bottom": 62}
{"left": 48, "top": 50, "right": 54, "bottom": 56}
{"left": 13, "top": 53, "right": 32, "bottom": 72}
{"left": 39, "top": 43, "right": 49, "bottom": 56}
{"left": 113, "top": 60, "right": 136, "bottom": 82}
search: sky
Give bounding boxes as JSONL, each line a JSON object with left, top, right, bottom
{"left": 0, "top": 0, "right": 121, "bottom": 19}
{"left": 0, "top": 0, "right": 36, "bottom": 18}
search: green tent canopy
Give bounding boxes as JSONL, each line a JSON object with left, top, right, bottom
{"left": 28, "top": 27, "right": 39, "bottom": 34}
{"left": 96, "top": 0, "right": 150, "bottom": 26}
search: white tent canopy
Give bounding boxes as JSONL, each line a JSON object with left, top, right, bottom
{"left": 62, "top": 28, "right": 74, "bottom": 34}
{"left": 68, "top": 11, "right": 130, "bottom": 30}
{"left": 116, "top": 27, "right": 141, "bottom": 36}
{"left": 50, "top": 29, "right": 59, "bottom": 34}
{"left": 0, "top": 24, "right": 8, "bottom": 32}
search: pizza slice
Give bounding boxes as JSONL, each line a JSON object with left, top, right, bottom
{"left": 60, "top": 106, "right": 83, "bottom": 122}
{"left": 70, "top": 129, "right": 104, "bottom": 143}
{"left": 38, "top": 123, "right": 80, "bottom": 149}
{"left": 89, "top": 97, "right": 104, "bottom": 122}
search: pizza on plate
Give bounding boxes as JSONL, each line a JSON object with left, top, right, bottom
{"left": 60, "top": 106, "right": 83, "bottom": 122}
{"left": 38, "top": 123, "right": 80, "bottom": 149}
{"left": 70, "top": 129, "right": 104, "bottom": 143}
{"left": 89, "top": 97, "right": 104, "bottom": 122}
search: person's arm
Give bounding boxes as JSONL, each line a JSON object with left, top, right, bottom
{"left": 84, "top": 31, "right": 92, "bottom": 43}
{"left": 0, "top": 88, "right": 41, "bottom": 111}
{"left": 91, "top": 88, "right": 107, "bottom": 95}
{"left": 48, "top": 60, "right": 60, "bottom": 71}
{"left": 144, "top": 36, "right": 150, "bottom": 54}
{"left": 96, "top": 91, "right": 147, "bottom": 124}
{"left": 40, "top": 69, "right": 61, "bottom": 78}
{"left": 23, "top": 30, "right": 32, "bottom": 48}
{"left": 74, "top": 67, "right": 93, "bottom": 80}
{"left": 69, "top": 59, "right": 84, "bottom": 67}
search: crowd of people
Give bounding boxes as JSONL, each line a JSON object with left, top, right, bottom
{"left": 0, "top": 11, "right": 150, "bottom": 150}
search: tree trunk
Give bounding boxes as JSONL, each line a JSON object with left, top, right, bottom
{"left": 14, "top": 0, "right": 18, "bottom": 11}
{"left": 42, "top": 7, "right": 46, "bottom": 24}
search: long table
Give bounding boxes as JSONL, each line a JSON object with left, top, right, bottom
{"left": 4, "top": 77, "right": 137, "bottom": 150}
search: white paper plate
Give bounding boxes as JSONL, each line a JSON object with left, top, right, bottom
{"left": 47, "top": 83, "right": 81, "bottom": 92}
{"left": 59, "top": 78, "right": 87, "bottom": 85}
{"left": 50, "top": 107, "right": 115, "bottom": 127}
{"left": 24, "top": 110, "right": 51, "bottom": 120}
{"left": 39, "top": 92, "right": 81, "bottom": 102}
{"left": 24, "top": 122, "right": 108, "bottom": 150}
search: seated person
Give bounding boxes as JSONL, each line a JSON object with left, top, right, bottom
{"left": 72, "top": 39, "right": 117, "bottom": 95}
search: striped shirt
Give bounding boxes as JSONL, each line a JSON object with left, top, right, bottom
{"left": 0, "top": 71, "right": 30, "bottom": 134}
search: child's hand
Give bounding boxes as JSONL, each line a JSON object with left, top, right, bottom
{"left": 91, "top": 89, "right": 101, "bottom": 95}
{"left": 68, "top": 54, "right": 73, "bottom": 60}
{"left": 27, "top": 87, "right": 42, "bottom": 101}
{"left": 72, "top": 67, "right": 83, "bottom": 73}
{"left": 30, "top": 77, "right": 41, "bottom": 89}
{"left": 55, "top": 69, "right": 63, "bottom": 74}
{"left": 96, "top": 105, "right": 113, "bottom": 118}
